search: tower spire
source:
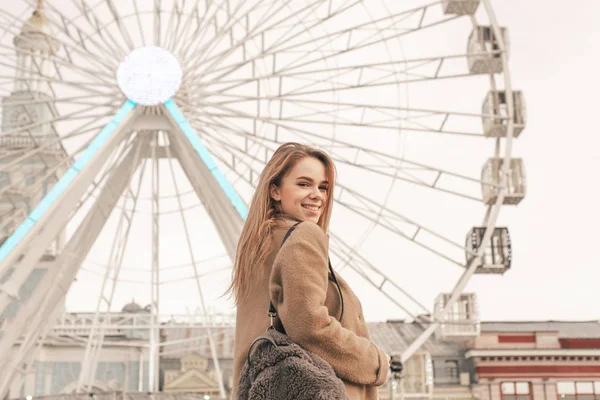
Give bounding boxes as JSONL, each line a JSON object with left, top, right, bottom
{"left": 21, "top": 0, "right": 50, "bottom": 36}
{"left": 15, "top": 0, "right": 58, "bottom": 56}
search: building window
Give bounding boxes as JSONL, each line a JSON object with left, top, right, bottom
{"left": 0, "top": 172, "right": 9, "bottom": 189}
{"left": 557, "top": 382, "right": 600, "bottom": 400}
{"left": 35, "top": 362, "right": 46, "bottom": 396}
{"left": 501, "top": 382, "right": 532, "bottom": 400}
{"left": 444, "top": 360, "right": 459, "bottom": 380}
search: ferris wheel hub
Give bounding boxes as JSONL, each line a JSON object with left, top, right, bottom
{"left": 117, "top": 46, "right": 182, "bottom": 106}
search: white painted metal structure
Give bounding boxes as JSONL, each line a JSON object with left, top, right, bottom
{"left": 0, "top": 0, "right": 525, "bottom": 397}
{"left": 434, "top": 293, "right": 480, "bottom": 339}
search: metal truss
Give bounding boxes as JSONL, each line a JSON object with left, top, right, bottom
{"left": 0, "top": 101, "right": 246, "bottom": 399}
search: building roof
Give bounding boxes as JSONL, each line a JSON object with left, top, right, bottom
{"left": 369, "top": 320, "right": 600, "bottom": 358}
{"left": 121, "top": 300, "right": 149, "bottom": 313}
{"left": 481, "top": 321, "right": 600, "bottom": 339}
{"left": 368, "top": 322, "right": 465, "bottom": 357}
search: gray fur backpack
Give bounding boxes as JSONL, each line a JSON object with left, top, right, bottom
{"left": 235, "top": 222, "right": 348, "bottom": 400}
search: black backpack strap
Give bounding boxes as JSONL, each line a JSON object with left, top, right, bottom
{"left": 268, "top": 222, "right": 344, "bottom": 328}
{"left": 281, "top": 222, "right": 302, "bottom": 246}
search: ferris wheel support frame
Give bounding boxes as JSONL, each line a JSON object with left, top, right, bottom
{"left": 76, "top": 134, "right": 149, "bottom": 393}
{"left": 0, "top": 101, "right": 248, "bottom": 398}
{"left": 399, "top": 0, "right": 516, "bottom": 364}
{"left": 0, "top": 106, "right": 145, "bottom": 394}
{"left": 0, "top": 102, "right": 140, "bottom": 304}
{"left": 0, "top": 142, "right": 148, "bottom": 398}
{"left": 150, "top": 132, "right": 160, "bottom": 392}
{"left": 0, "top": 299, "right": 63, "bottom": 399}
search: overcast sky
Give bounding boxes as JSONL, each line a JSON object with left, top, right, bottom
{"left": 463, "top": 0, "right": 600, "bottom": 322}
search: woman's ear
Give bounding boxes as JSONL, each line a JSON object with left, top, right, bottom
{"left": 270, "top": 183, "right": 281, "bottom": 201}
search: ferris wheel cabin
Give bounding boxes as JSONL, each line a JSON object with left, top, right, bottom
{"left": 466, "top": 227, "right": 512, "bottom": 274}
{"left": 468, "top": 25, "right": 509, "bottom": 74}
{"left": 481, "top": 157, "right": 526, "bottom": 205}
{"left": 434, "top": 293, "right": 480, "bottom": 340}
{"left": 482, "top": 90, "right": 527, "bottom": 138}
{"left": 442, "top": 0, "right": 480, "bottom": 15}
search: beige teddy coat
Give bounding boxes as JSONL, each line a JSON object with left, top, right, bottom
{"left": 232, "top": 216, "right": 389, "bottom": 400}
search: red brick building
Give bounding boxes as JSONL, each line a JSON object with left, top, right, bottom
{"left": 468, "top": 321, "right": 600, "bottom": 400}
{"left": 370, "top": 319, "right": 600, "bottom": 400}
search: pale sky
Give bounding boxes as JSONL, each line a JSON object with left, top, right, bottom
{"left": 462, "top": 0, "right": 600, "bottom": 321}
{"left": 0, "top": 0, "right": 599, "bottom": 324}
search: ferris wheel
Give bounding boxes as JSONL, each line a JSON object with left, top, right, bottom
{"left": 0, "top": 0, "right": 525, "bottom": 398}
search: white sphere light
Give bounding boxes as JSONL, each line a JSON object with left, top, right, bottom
{"left": 117, "top": 46, "right": 182, "bottom": 106}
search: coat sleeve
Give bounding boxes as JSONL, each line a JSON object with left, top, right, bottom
{"left": 269, "top": 222, "right": 389, "bottom": 386}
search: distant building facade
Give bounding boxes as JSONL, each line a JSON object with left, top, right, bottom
{"left": 9, "top": 302, "right": 235, "bottom": 398}
{"left": 468, "top": 321, "right": 600, "bottom": 400}
{"left": 8, "top": 305, "right": 600, "bottom": 400}
{"left": 371, "top": 320, "right": 600, "bottom": 400}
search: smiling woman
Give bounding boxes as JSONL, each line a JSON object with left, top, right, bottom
{"left": 230, "top": 142, "right": 390, "bottom": 400}
{"left": 269, "top": 157, "right": 330, "bottom": 224}
{"left": 229, "top": 142, "right": 337, "bottom": 304}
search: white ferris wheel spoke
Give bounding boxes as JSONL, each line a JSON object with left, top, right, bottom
{"left": 200, "top": 97, "right": 485, "bottom": 138}
{"left": 190, "top": 106, "right": 493, "bottom": 200}
{"left": 77, "top": 132, "right": 146, "bottom": 392}
{"left": 183, "top": 0, "right": 330, "bottom": 77}
{"left": 180, "top": 104, "right": 496, "bottom": 216}
{"left": 189, "top": 0, "right": 401, "bottom": 78}
{"left": 197, "top": 2, "right": 458, "bottom": 84}
{"left": 177, "top": 0, "right": 267, "bottom": 74}
{"left": 175, "top": 0, "right": 236, "bottom": 67}
{"left": 105, "top": 0, "right": 136, "bottom": 51}
{"left": 160, "top": 134, "right": 226, "bottom": 396}
{"left": 62, "top": 0, "right": 130, "bottom": 61}
{"left": 328, "top": 235, "right": 430, "bottom": 316}
{"left": 189, "top": 124, "right": 474, "bottom": 264}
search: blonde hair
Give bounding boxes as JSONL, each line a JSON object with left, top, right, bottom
{"left": 228, "top": 142, "right": 336, "bottom": 304}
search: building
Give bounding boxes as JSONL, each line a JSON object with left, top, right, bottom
{"left": 10, "top": 302, "right": 235, "bottom": 399}
{"left": 7, "top": 307, "right": 600, "bottom": 400}
{"left": 370, "top": 321, "right": 474, "bottom": 400}
{"left": 372, "top": 320, "right": 600, "bottom": 400}
{"left": 469, "top": 321, "right": 600, "bottom": 400}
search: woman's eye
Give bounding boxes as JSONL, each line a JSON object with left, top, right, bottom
{"left": 319, "top": 186, "right": 328, "bottom": 191}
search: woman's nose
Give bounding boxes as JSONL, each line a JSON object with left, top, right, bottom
{"left": 309, "top": 187, "right": 323, "bottom": 199}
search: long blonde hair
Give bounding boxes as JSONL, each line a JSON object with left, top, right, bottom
{"left": 228, "top": 142, "right": 336, "bottom": 304}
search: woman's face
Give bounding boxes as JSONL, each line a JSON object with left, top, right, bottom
{"left": 270, "top": 157, "right": 329, "bottom": 224}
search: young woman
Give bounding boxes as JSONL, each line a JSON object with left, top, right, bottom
{"left": 230, "top": 142, "right": 390, "bottom": 400}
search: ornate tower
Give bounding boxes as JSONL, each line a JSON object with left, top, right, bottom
{"left": 0, "top": 0, "right": 67, "bottom": 257}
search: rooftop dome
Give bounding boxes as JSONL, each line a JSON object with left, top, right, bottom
{"left": 122, "top": 300, "right": 144, "bottom": 313}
